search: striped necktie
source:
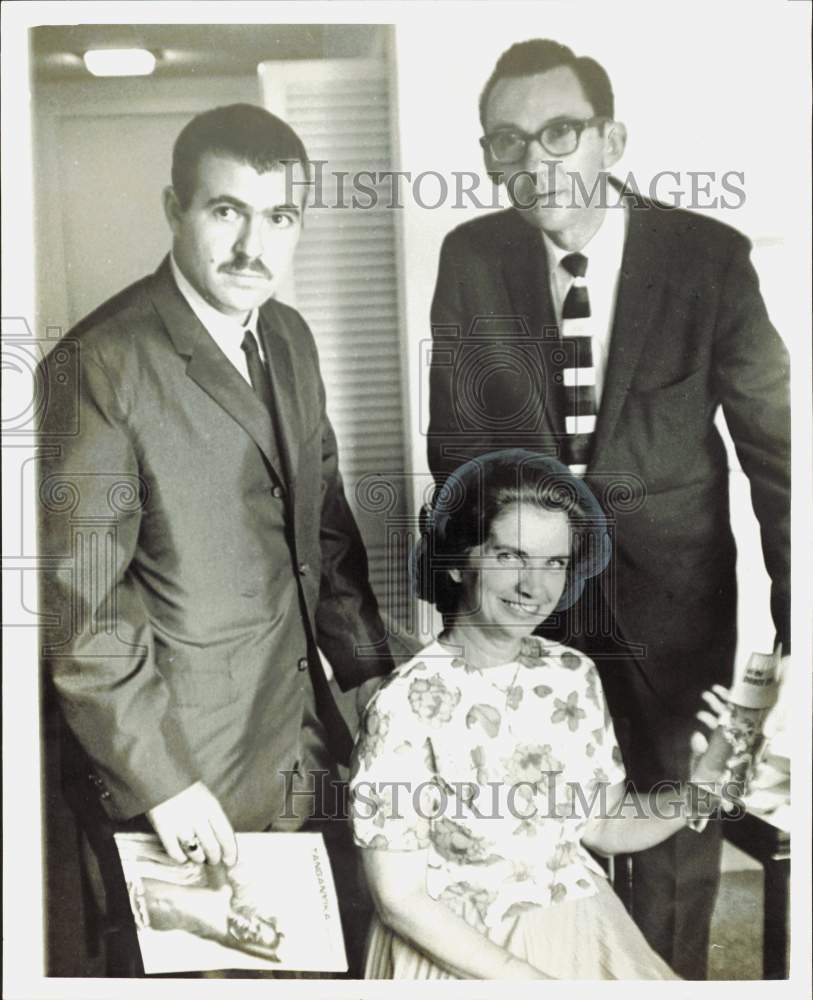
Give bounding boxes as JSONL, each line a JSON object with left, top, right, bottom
{"left": 559, "top": 252, "right": 596, "bottom": 475}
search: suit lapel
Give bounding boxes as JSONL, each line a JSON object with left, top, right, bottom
{"left": 501, "top": 212, "right": 547, "bottom": 329}
{"left": 148, "top": 258, "right": 285, "bottom": 481}
{"left": 589, "top": 202, "right": 665, "bottom": 472}
{"left": 500, "top": 212, "right": 564, "bottom": 438}
{"left": 257, "top": 307, "right": 299, "bottom": 492}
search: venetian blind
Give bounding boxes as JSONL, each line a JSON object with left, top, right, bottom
{"left": 259, "top": 59, "right": 413, "bottom": 638}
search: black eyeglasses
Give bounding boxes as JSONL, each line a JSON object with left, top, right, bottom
{"left": 479, "top": 116, "right": 609, "bottom": 164}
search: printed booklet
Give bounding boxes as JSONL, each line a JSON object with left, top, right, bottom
{"left": 114, "top": 831, "right": 347, "bottom": 974}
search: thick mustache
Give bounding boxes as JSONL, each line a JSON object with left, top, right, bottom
{"left": 221, "top": 259, "right": 272, "bottom": 279}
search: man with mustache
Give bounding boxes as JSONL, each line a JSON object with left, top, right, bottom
{"left": 39, "top": 103, "right": 393, "bottom": 975}
{"left": 427, "top": 40, "right": 789, "bottom": 978}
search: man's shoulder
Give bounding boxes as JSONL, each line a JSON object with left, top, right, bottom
{"left": 70, "top": 273, "right": 156, "bottom": 335}
{"left": 63, "top": 269, "right": 167, "bottom": 362}
{"left": 34, "top": 271, "right": 164, "bottom": 390}
{"left": 440, "top": 208, "right": 531, "bottom": 255}
{"left": 627, "top": 196, "right": 752, "bottom": 260}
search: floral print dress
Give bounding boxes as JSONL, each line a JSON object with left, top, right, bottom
{"left": 350, "top": 635, "right": 678, "bottom": 980}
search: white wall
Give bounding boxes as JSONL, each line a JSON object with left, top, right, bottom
{"left": 34, "top": 75, "right": 260, "bottom": 337}
{"left": 392, "top": 1, "right": 810, "bottom": 661}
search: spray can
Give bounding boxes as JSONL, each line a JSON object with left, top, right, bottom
{"left": 695, "top": 650, "right": 781, "bottom": 799}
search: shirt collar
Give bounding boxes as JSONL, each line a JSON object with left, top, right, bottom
{"left": 541, "top": 202, "right": 627, "bottom": 276}
{"left": 169, "top": 254, "right": 259, "bottom": 339}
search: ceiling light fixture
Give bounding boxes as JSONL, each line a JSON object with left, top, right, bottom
{"left": 83, "top": 49, "right": 156, "bottom": 77}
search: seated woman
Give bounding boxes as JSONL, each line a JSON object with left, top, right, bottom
{"left": 349, "top": 450, "right": 729, "bottom": 980}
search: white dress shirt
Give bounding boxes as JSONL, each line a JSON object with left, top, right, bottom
{"left": 542, "top": 205, "right": 627, "bottom": 409}
{"left": 170, "top": 255, "right": 261, "bottom": 385}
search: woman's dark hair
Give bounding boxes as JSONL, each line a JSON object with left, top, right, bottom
{"left": 414, "top": 450, "right": 610, "bottom": 616}
{"left": 479, "top": 39, "right": 615, "bottom": 127}
{"left": 171, "top": 103, "right": 310, "bottom": 209}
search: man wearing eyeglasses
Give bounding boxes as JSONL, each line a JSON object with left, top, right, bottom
{"left": 427, "top": 39, "right": 790, "bottom": 979}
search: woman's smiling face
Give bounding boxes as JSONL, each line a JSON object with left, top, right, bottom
{"left": 451, "top": 502, "right": 570, "bottom": 639}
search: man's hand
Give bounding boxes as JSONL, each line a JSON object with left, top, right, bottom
{"left": 146, "top": 781, "right": 238, "bottom": 867}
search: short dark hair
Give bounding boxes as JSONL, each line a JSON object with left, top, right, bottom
{"left": 414, "top": 450, "right": 610, "bottom": 617}
{"left": 479, "top": 39, "right": 615, "bottom": 127}
{"left": 171, "top": 103, "right": 310, "bottom": 209}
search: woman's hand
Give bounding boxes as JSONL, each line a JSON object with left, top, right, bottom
{"left": 689, "top": 683, "right": 731, "bottom": 780}
{"left": 688, "top": 684, "right": 741, "bottom": 816}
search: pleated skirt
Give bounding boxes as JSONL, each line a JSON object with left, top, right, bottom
{"left": 364, "top": 874, "right": 679, "bottom": 980}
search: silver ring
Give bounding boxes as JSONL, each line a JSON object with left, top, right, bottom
{"left": 179, "top": 837, "right": 201, "bottom": 854}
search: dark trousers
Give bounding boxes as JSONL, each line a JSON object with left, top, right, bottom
{"left": 628, "top": 822, "right": 723, "bottom": 979}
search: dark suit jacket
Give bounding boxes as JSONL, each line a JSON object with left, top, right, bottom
{"left": 428, "top": 201, "right": 790, "bottom": 721}
{"left": 39, "top": 258, "right": 393, "bottom": 831}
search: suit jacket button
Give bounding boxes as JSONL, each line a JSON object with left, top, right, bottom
{"left": 271, "top": 485, "right": 284, "bottom": 499}
{"left": 298, "top": 562, "right": 309, "bottom": 575}
{"left": 297, "top": 657, "right": 309, "bottom": 672}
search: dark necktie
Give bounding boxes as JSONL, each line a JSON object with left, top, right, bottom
{"left": 560, "top": 251, "right": 597, "bottom": 475}
{"left": 240, "top": 327, "right": 273, "bottom": 414}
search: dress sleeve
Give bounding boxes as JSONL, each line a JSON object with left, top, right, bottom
{"left": 349, "top": 677, "right": 437, "bottom": 851}
{"left": 584, "top": 660, "right": 627, "bottom": 788}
